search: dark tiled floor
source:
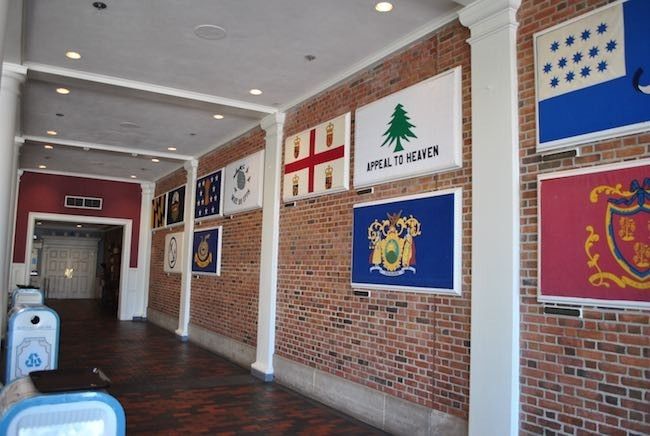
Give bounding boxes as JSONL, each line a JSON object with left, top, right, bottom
{"left": 47, "top": 299, "right": 388, "bottom": 435}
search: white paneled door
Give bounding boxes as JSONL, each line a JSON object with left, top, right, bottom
{"left": 42, "top": 237, "right": 99, "bottom": 299}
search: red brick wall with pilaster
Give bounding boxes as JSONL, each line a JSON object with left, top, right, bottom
{"left": 518, "top": 1, "right": 649, "bottom": 435}
{"left": 148, "top": 168, "right": 187, "bottom": 319}
{"left": 189, "top": 129, "right": 265, "bottom": 346}
{"left": 276, "top": 20, "right": 472, "bottom": 417}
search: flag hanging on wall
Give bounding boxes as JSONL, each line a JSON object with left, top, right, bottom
{"left": 195, "top": 169, "right": 223, "bottom": 220}
{"left": 351, "top": 188, "right": 462, "bottom": 295}
{"left": 152, "top": 193, "right": 166, "bottom": 229}
{"left": 535, "top": 0, "right": 650, "bottom": 151}
{"left": 539, "top": 160, "right": 650, "bottom": 308}
{"left": 283, "top": 113, "right": 350, "bottom": 202}
{"left": 191, "top": 226, "right": 222, "bottom": 275}
{"left": 164, "top": 231, "right": 184, "bottom": 274}
{"left": 166, "top": 185, "right": 186, "bottom": 226}
{"left": 223, "top": 150, "right": 264, "bottom": 215}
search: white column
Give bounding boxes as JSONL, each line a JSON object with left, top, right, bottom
{"left": 0, "top": 1, "right": 11, "bottom": 85}
{"left": 176, "top": 159, "right": 198, "bottom": 339}
{"left": 251, "top": 112, "right": 285, "bottom": 381}
{"left": 137, "top": 182, "right": 154, "bottom": 318}
{"left": 459, "top": 1, "right": 521, "bottom": 435}
{"left": 0, "top": 64, "right": 26, "bottom": 307}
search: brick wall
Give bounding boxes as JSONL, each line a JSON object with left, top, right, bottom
{"left": 189, "top": 129, "right": 265, "bottom": 346}
{"left": 276, "top": 20, "right": 472, "bottom": 417}
{"left": 148, "top": 168, "right": 187, "bottom": 319}
{"left": 518, "top": 1, "right": 649, "bottom": 435}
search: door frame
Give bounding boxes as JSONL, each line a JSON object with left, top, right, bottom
{"left": 25, "top": 212, "right": 132, "bottom": 319}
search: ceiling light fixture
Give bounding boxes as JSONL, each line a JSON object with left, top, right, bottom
{"left": 65, "top": 51, "right": 81, "bottom": 60}
{"left": 46, "top": 130, "right": 58, "bottom": 136}
{"left": 44, "top": 145, "right": 54, "bottom": 149}
{"left": 375, "top": 2, "right": 393, "bottom": 12}
{"left": 213, "top": 114, "right": 224, "bottom": 120}
{"left": 167, "top": 147, "right": 177, "bottom": 151}
{"left": 194, "top": 24, "right": 227, "bottom": 40}
{"left": 130, "top": 175, "right": 137, "bottom": 179}
{"left": 249, "top": 89, "right": 263, "bottom": 96}
{"left": 56, "top": 87, "right": 70, "bottom": 95}
{"left": 76, "top": 224, "right": 83, "bottom": 228}
{"left": 151, "top": 158, "right": 160, "bottom": 163}
{"left": 38, "top": 164, "right": 47, "bottom": 169}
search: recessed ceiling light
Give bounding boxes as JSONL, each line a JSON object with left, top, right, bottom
{"left": 120, "top": 121, "right": 140, "bottom": 129}
{"left": 37, "top": 221, "right": 42, "bottom": 225}
{"left": 152, "top": 158, "right": 160, "bottom": 163}
{"left": 375, "top": 2, "right": 393, "bottom": 12}
{"left": 167, "top": 147, "right": 177, "bottom": 151}
{"left": 44, "top": 145, "right": 54, "bottom": 149}
{"left": 65, "top": 51, "right": 81, "bottom": 60}
{"left": 249, "top": 89, "right": 263, "bottom": 95}
{"left": 38, "top": 164, "right": 47, "bottom": 169}
{"left": 46, "top": 130, "right": 58, "bottom": 136}
{"left": 56, "top": 87, "right": 70, "bottom": 95}
{"left": 194, "top": 24, "right": 227, "bottom": 40}
{"left": 213, "top": 114, "right": 224, "bottom": 120}
{"left": 76, "top": 224, "right": 83, "bottom": 228}
{"left": 130, "top": 175, "right": 137, "bottom": 179}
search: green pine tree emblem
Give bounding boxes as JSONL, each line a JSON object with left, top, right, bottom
{"left": 381, "top": 103, "right": 417, "bottom": 152}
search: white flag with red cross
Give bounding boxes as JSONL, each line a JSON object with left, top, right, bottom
{"left": 283, "top": 112, "right": 350, "bottom": 202}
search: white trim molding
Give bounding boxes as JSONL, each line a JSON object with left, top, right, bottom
{"left": 24, "top": 212, "right": 135, "bottom": 320}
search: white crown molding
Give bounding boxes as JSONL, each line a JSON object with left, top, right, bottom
{"left": 278, "top": 9, "right": 462, "bottom": 112}
{"left": 21, "top": 168, "right": 144, "bottom": 184}
{"left": 24, "top": 62, "right": 278, "bottom": 115}
{"left": 21, "top": 135, "right": 193, "bottom": 161}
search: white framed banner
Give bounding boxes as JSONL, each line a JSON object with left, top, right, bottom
{"left": 351, "top": 188, "right": 462, "bottom": 295}
{"left": 163, "top": 231, "right": 184, "bottom": 274}
{"left": 223, "top": 150, "right": 265, "bottom": 215}
{"left": 195, "top": 169, "right": 224, "bottom": 221}
{"left": 283, "top": 112, "right": 350, "bottom": 202}
{"left": 191, "top": 226, "right": 222, "bottom": 276}
{"left": 534, "top": 0, "right": 650, "bottom": 152}
{"left": 353, "top": 67, "right": 462, "bottom": 188}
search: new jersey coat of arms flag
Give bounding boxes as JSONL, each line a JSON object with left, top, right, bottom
{"left": 539, "top": 160, "right": 649, "bottom": 308}
{"left": 283, "top": 113, "right": 350, "bottom": 202}
{"left": 351, "top": 189, "right": 462, "bottom": 295}
{"left": 535, "top": 0, "right": 650, "bottom": 151}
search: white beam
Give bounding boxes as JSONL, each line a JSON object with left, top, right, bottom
{"left": 21, "top": 135, "right": 193, "bottom": 161}
{"left": 25, "top": 63, "right": 277, "bottom": 115}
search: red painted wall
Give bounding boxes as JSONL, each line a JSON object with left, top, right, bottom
{"left": 14, "top": 172, "right": 142, "bottom": 267}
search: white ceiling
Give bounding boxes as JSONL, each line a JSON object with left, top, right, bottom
{"left": 15, "top": 0, "right": 466, "bottom": 182}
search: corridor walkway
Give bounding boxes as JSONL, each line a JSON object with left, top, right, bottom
{"left": 48, "top": 300, "right": 387, "bottom": 435}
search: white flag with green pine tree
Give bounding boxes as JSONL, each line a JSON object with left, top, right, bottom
{"left": 381, "top": 103, "right": 417, "bottom": 152}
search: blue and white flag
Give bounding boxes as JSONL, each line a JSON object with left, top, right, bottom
{"left": 195, "top": 169, "right": 223, "bottom": 220}
{"left": 535, "top": 0, "right": 650, "bottom": 150}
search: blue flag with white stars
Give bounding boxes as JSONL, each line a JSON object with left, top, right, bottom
{"left": 195, "top": 169, "right": 223, "bottom": 219}
{"left": 535, "top": 0, "right": 650, "bottom": 150}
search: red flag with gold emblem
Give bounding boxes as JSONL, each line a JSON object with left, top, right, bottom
{"left": 539, "top": 161, "right": 649, "bottom": 308}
